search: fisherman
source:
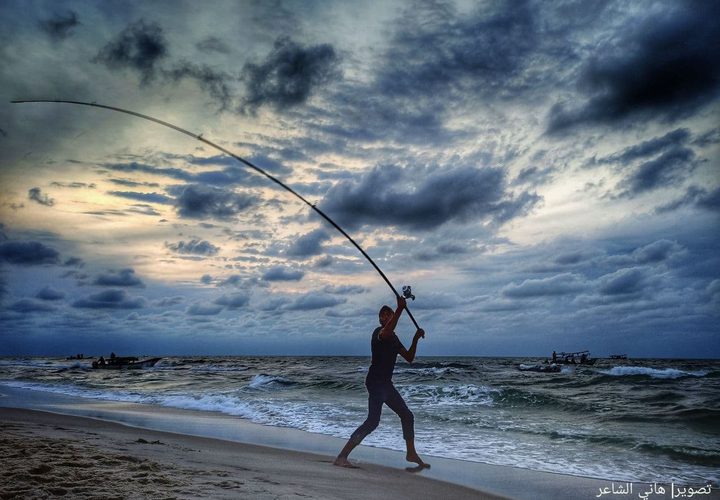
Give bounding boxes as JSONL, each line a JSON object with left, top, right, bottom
{"left": 334, "top": 295, "right": 428, "bottom": 469}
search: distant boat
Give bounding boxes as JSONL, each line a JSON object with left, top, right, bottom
{"left": 609, "top": 354, "right": 627, "bottom": 360}
{"left": 551, "top": 350, "right": 597, "bottom": 366}
{"left": 91, "top": 356, "right": 161, "bottom": 370}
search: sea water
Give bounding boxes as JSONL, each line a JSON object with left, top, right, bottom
{"left": 1, "top": 356, "right": 717, "bottom": 484}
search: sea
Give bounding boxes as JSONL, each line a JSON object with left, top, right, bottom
{"left": 0, "top": 356, "right": 718, "bottom": 485}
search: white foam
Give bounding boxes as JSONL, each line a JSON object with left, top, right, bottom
{"left": 599, "top": 366, "right": 708, "bottom": 379}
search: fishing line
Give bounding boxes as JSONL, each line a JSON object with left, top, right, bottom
{"left": 12, "top": 99, "right": 421, "bottom": 330}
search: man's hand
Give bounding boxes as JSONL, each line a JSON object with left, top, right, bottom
{"left": 414, "top": 329, "right": 425, "bottom": 340}
{"left": 397, "top": 295, "right": 407, "bottom": 310}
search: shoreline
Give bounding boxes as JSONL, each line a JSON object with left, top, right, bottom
{"left": 1, "top": 385, "right": 718, "bottom": 499}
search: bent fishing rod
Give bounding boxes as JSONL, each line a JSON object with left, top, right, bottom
{"left": 12, "top": 99, "right": 422, "bottom": 330}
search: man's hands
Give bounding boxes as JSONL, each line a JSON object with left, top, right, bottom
{"left": 414, "top": 328, "right": 425, "bottom": 340}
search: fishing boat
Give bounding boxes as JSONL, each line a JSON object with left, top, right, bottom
{"left": 91, "top": 355, "right": 161, "bottom": 369}
{"left": 551, "top": 350, "right": 597, "bottom": 366}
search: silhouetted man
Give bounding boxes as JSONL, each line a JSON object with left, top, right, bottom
{"left": 334, "top": 295, "right": 428, "bottom": 469}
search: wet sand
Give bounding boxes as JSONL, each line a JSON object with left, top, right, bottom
{"left": 0, "top": 408, "right": 501, "bottom": 499}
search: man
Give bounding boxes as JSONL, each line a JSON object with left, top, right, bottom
{"left": 334, "top": 295, "right": 429, "bottom": 469}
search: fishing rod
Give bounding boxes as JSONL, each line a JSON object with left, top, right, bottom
{"left": 11, "top": 99, "right": 422, "bottom": 330}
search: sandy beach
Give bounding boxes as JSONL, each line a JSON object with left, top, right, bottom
{"left": 1, "top": 407, "right": 499, "bottom": 500}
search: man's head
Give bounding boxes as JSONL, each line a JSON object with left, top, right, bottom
{"left": 378, "top": 305, "right": 393, "bottom": 326}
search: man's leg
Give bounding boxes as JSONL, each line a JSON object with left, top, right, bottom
{"left": 384, "top": 385, "right": 428, "bottom": 467}
{"left": 334, "top": 387, "right": 384, "bottom": 467}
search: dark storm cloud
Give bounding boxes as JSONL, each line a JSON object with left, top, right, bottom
{"left": 170, "top": 184, "right": 258, "bottom": 221}
{"left": 166, "top": 239, "right": 220, "bottom": 256}
{"left": 63, "top": 256, "right": 84, "bottom": 267}
{"left": 631, "top": 239, "right": 682, "bottom": 264}
{"left": 321, "top": 165, "right": 540, "bottom": 230}
{"left": 548, "top": 2, "right": 720, "bottom": 131}
{"left": 285, "top": 229, "right": 329, "bottom": 258}
{"left": 196, "top": 36, "right": 231, "bottom": 54}
{"left": 262, "top": 266, "right": 304, "bottom": 281}
{"left": 0, "top": 241, "right": 60, "bottom": 265}
{"left": 94, "top": 20, "right": 168, "bottom": 84}
{"left": 621, "top": 147, "right": 696, "bottom": 197}
{"left": 240, "top": 36, "right": 341, "bottom": 113}
{"left": 164, "top": 61, "right": 234, "bottom": 109}
{"left": 38, "top": 10, "right": 79, "bottom": 40}
{"left": 376, "top": 0, "right": 539, "bottom": 100}
{"left": 73, "top": 289, "right": 145, "bottom": 309}
{"left": 94, "top": 269, "right": 144, "bottom": 287}
{"left": 8, "top": 298, "right": 56, "bottom": 313}
{"left": 597, "top": 267, "right": 651, "bottom": 297}
{"left": 598, "top": 129, "right": 691, "bottom": 165}
{"left": 28, "top": 187, "right": 54, "bottom": 206}
{"left": 285, "top": 293, "right": 346, "bottom": 311}
{"left": 214, "top": 292, "right": 250, "bottom": 310}
{"left": 108, "top": 191, "right": 174, "bottom": 205}
{"left": 502, "top": 273, "right": 587, "bottom": 298}
{"left": 656, "top": 185, "right": 720, "bottom": 213}
{"left": 36, "top": 286, "right": 65, "bottom": 301}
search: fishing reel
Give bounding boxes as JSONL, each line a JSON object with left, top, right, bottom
{"left": 402, "top": 285, "right": 415, "bottom": 301}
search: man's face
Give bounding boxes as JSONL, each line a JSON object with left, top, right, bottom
{"left": 379, "top": 309, "right": 392, "bottom": 326}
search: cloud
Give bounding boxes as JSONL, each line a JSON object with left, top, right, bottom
{"left": 8, "top": 298, "right": 56, "bottom": 313}
{"left": 598, "top": 129, "right": 691, "bottom": 165}
{"left": 621, "top": 147, "right": 695, "bottom": 196}
{"left": 166, "top": 239, "right": 220, "bottom": 256}
{"left": 321, "top": 164, "right": 539, "bottom": 230}
{"left": 73, "top": 289, "right": 145, "bottom": 309}
{"left": 513, "top": 166, "right": 556, "bottom": 186}
{"left": 322, "top": 285, "right": 368, "bottom": 295}
{"left": 548, "top": 2, "right": 720, "bottom": 131}
{"left": 631, "top": 239, "right": 682, "bottom": 264}
{"left": 597, "top": 267, "right": 650, "bottom": 296}
{"left": 0, "top": 241, "right": 60, "bottom": 265}
{"left": 28, "top": 187, "right": 54, "bottom": 206}
{"left": 656, "top": 186, "right": 720, "bottom": 213}
{"left": 38, "top": 10, "right": 79, "bottom": 40}
{"left": 164, "top": 61, "right": 234, "bottom": 109}
{"left": 196, "top": 36, "right": 230, "bottom": 54}
{"left": 214, "top": 292, "right": 250, "bottom": 309}
{"left": 94, "top": 20, "right": 168, "bottom": 84}
{"left": 241, "top": 36, "right": 341, "bottom": 113}
{"left": 285, "top": 229, "right": 329, "bottom": 258}
{"left": 94, "top": 269, "right": 144, "bottom": 287}
{"left": 186, "top": 303, "right": 223, "bottom": 316}
{"left": 502, "top": 273, "right": 587, "bottom": 299}
{"left": 170, "top": 184, "right": 258, "bottom": 220}
{"left": 36, "top": 286, "right": 65, "bottom": 301}
{"left": 285, "top": 293, "right": 346, "bottom": 311}
{"left": 262, "top": 266, "right": 304, "bottom": 281}
{"left": 375, "top": 0, "right": 539, "bottom": 101}
{"left": 107, "top": 191, "right": 174, "bottom": 205}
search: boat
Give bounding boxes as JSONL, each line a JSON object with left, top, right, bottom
{"left": 518, "top": 363, "right": 561, "bottom": 373}
{"left": 91, "top": 355, "right": 161, "bottom": 369}
{"left": 551, "top": 350, "right": 597, "bottom": 366}
{"left": 609, "top": 354, "right": 627, "bottom": 360}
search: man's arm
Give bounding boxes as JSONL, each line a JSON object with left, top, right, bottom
{"left": 399, "top": 329, "right": 425, "bottom": 363}
{"left": 379, "top": 295, "right": 406, "bottom": 340}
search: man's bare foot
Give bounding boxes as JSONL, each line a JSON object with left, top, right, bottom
{"left": 406, "top": 453, "right": 430, "bottom": 468}
{"left": 333, "top": 456, "right": 358, "bottom": 468}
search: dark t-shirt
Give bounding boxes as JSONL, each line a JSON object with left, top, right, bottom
{"left": 367, "top": 326, "right": 402, "bottom": 383}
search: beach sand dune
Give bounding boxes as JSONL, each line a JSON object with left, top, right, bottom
{"left": 0, "top": 408, "right": 500, "bottom": 499}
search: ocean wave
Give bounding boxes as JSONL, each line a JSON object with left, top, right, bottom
{"left": 598, "top": 366, "right": 709, "bottom": 379}
{"left": 247, "top": 374, "right": 295, "bottom": 390}
{"left": 400, "top": 384, "right": 496, "bottom": 407}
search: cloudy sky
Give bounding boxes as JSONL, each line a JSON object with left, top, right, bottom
{"left": 0, "top": 0, "right": 718, "bottom": 357}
